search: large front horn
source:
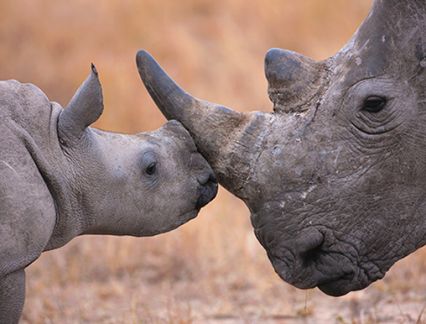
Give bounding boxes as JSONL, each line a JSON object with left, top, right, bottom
{"left": 136, "top": 50, "right": 259, "bottom": 196}
{"left": 58, "top": 64, "right": 104, "bottom": 142}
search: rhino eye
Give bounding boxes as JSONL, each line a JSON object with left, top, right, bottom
{"left": 362, "top": 96, "right": 387, "bottom": 113}
{"left": 145, "top": 162, "right": 157, "bottom": 175}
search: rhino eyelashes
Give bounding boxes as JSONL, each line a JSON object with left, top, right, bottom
{"left": 361, "top": 96, "right": 387, "bottom": 113}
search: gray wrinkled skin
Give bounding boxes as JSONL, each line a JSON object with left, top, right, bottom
{"left": 0, "top": 66, "right": 217, "bottom": 323}
{"left": 137, "top": 0, "right": 426, "bottom": 297}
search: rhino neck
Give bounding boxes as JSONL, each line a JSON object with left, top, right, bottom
{"left": 42, "top": 106, "right": 90, "bottom": 250}
{"left": 7, "top": 103, "right": 88, "bottom": 250}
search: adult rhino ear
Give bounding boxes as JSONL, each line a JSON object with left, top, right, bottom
{"left": 58, "top": 64, "right": 104, "bottom": 142}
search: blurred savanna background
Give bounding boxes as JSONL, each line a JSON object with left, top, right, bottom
{"left": 1, "top": 0, "right": 426, "bottom": 322}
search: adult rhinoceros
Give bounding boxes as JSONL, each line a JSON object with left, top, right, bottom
{"left": 0, "top": 65, "right": 217, "bottom": 323}
{"left": 136, "top": 0, "right": 426, "bottom": 296}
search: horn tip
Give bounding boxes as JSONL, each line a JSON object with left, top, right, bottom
{"left": 136, "top": 50, "right": 157, "bottom": 72}
{"left": 136, "top": 49, "right": 151, "bottom": 62}
{"left": 90, "top": 63, "right": 99, "bottom": 77}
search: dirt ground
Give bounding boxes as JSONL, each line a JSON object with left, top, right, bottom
{"left": 21, "top": 190, "right": 426, "bottom": 323}
{"left": 1, "top": 0, "right": 425, "bottom": 322}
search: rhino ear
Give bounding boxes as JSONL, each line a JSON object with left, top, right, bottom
{"left": 58, "top": 64, "right": 103, "bottom": 141}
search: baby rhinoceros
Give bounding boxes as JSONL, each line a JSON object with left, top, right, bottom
{"left": 0, "top": 65, "right": 218, "bottom": 323}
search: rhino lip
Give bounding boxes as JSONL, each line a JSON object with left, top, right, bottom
{"left": 269, "top": 236, "right": 357, "bottom": 295}
{"left": 180, "top": 209, "right": 199, "bottom": 221}
{"left": 272, "top": 252, "right": 355, "bottom": 295}
{"left": 317, "top": 273, "right": 356, "bottom": 296}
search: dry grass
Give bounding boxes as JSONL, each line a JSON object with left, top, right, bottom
{"left": 1, "top": 0, "right": 426, "bottom": 322}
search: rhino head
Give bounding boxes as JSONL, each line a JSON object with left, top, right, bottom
{"left": 52, "top": 65, "right": 218, "bottom": 243}
{"left": 136, "top": 0, "right": 426, "bottom": 296}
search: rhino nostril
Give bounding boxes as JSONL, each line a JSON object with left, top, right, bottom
{"left": 197, "top": 172, "right": 217, "bottom": 186}
{"left": 301, "top": 243, "right": 324, "bottom": 267}
{"left": 195, "top": 172, "right": 218, "bottom": 209}
{"left": 297, "top": 228, "right": 324, "bottom": 267}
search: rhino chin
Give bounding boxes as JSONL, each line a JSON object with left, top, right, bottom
{"left": 318, "top": 277, "right": 360, "bottom": 297}
{"left": 271, "top": 255, "right": 360, "bottom": 297}
{"left": 270, "top": 243, "right": 387, "bottom": 297}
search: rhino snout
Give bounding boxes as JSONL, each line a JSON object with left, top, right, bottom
{"left": 196, "top": 171, "right": 218, "bottom": 209}
{"left": 261, "top": 226, "right": 369, "bottom": 296}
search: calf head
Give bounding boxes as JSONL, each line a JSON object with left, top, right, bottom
{"left": 136, "top": 0, "right": 426, "bottom": 295}
{"left": 57, "top": 65, "right": 217, "bottom": 238}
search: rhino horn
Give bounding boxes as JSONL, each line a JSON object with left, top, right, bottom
{"left": 58, "top": 64, "right": 104, "bottom": 141}
{"left": 264, "top": 48, "right": 324, "bottom": 113}
{"left": 136, "top": 50, "right": 255, "bottom": 195}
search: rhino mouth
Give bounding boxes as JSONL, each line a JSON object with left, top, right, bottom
{"left": 270, "top": 249, "right": 360, "bottom": 296}
{"left": 317, "top": 274, "right": 358, "bottom": 296}
{"left": 259, "top": 224, "right": 379, "bottom": 296}
{"left": 269, "top": 247, "right": 363, "bottom": 296}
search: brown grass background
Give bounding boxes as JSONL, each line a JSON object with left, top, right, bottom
{"left": 1, "top": 0, "right": 426, "bottom": 322}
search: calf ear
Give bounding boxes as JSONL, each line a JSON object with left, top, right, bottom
{"left": 58, "top": 64, "right": 103, "bottom": 142}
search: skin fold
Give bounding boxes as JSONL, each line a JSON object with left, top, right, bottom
{"left": 136, "top": 0, "right": 426, "bottom": 296}
{"left": 0, "top": 65, "right": 217, "bottom": 323}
